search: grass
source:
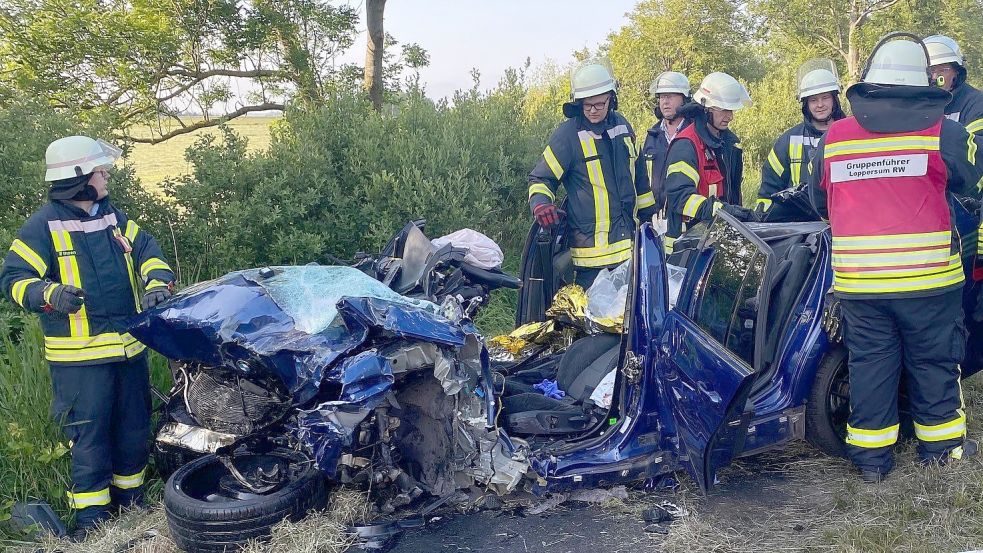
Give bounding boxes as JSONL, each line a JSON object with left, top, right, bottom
{"left": 126, "top": 116, "right": 277, "bottom": 194}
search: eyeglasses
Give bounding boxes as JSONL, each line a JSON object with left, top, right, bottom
{"left": 583, "top": 97, "right": 610, "bottom": 113}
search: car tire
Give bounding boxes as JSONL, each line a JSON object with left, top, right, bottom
{"left": 164, "top": 448, "right": 328, "bottom": 552}
{"left": 805, "top": 346, "right": 849, "bottom": 457}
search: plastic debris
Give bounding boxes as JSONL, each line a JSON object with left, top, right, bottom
{"left": 585, "top": 261, "right": 630, "bottom": 333}
{"left": 588, "top": 367, "right": 617, "bottom": 409}
{"left": 431, "top": 228, "right": 504, "bottom": 269}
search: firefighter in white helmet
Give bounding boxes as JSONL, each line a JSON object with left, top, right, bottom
{"left": 805, "top": 33, "right": 983, "bottom": 483}
{"left": 925, "top": 35, "right": 983, "bottom": 135}
{"left": 0, "top": 136, "right": 175, "bottom": 541}
{"left": 663, "top": 72, "right": 754, "bottom": 253}
{"left": 528, "top": 60, "right": 656, "bottom": 287}
{"left": 641, "top": 71, "right": 692, "bottom": 217}
{"left": 758, "top": 59, "right": 846, "bottom": 216}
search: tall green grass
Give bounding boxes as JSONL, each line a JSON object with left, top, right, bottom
{"left": 0, "top": 314, "right": 171, "bottom": 535}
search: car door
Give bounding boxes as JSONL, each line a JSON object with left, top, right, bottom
{"left": 645, "top": 212, "right": 775, "bottom": 492}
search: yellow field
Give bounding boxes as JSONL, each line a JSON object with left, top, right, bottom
{"left": 126, "top": 116, "right": 278, "bottom": 193}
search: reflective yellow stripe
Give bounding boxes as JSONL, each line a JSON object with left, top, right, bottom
{"left": 832, "top": 231, "right": 951, "bottom": 249}
{"left": 755, "top": 198, "right": 773, "bottom": 211}
{"left": 43, "top": 332, "right": 145, "bottom": 363}
{"left": 625, "top": 137, "right": 637, "bottom": 183}
{"left": 682, "top": 194, "right": 707, "bottom": 219}
{"left": 667, "top": 161, "right": 699, "bottom": 186}
{"left": 966, "top": 118, "right": 983, "bottom": 135}
{"left": 10, "top": 239, "right": 48, "bottom": 276}
{"left": 122, "top": 332, "right": 147, "bottom": 357}
{"left": 846, "top": 424, "right": 899, "bottom": 448}
{"left": 968, "top": 131, "right": 978, "bottom": 164}
{"left": 824, "top": 136, "right": 939, "bottom": 159}
{"left": 913, "top": 413, "right": 966, "bottom": 442}
{"left": 124, "top": 220, "right": 140, "bottom": 242}
{"left": 579, "top": 130, "right": 611, "bottom": 249}
{"left": 978, "top": 220, "right": 983, "bottom": 255}
{"left": 636, "top": 191, "right": 656, "bottom": 210}
{"left": 789, "top": 141, "right": 803, "bottom": 184}
{"left": 542, "top": 146, "right": 564, "bottom": 180}
{"left": 664, "top": 235, "right": 675, "bottom": 255}
{"left": 146, "top": 279, "right": 169, "bottom": 290}
{"left": 67, "top": 487, "right": 111, "bottom": 509}
{"left": 11, "top": 278, "right": 41, "bottom": 307}
{"left": 834, "top": 266, "right": 964, "bottom": 294}
{"left": 834, "top": 257, "right": 964, "bottom": 279}
{"left": 570, "top": 239, "right": 632, "bottom": 268}
{"left": 112, "top": 467, "right": 146, "bottom": 489}
{"left": 832, "top": 248, "right": 952, "bottom": 267}
{"left": 767, "top": 148, "right": 784, "bottom": 177}
{"left": 140, "top": 257, "right": 170, "bottom": 278}
{"left": 50, "top": 229, "right": 88, "bottom": 337}
{"left": 528, "top": 182, "right": 555, "bottom": 201}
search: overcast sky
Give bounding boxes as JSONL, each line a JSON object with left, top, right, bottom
{"left": 338, "top": 0, "right": 640, "bottom": 99}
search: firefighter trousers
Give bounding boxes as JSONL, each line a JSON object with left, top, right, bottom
{"left": 840, "top": 289, "right": 968, "bottom": 473}
{"left": 50, "top": 356, "right": 151, "bottom": 527}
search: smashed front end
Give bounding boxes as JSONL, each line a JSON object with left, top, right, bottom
{"left": 130, "top": 265, "right": 532, "bottom": 506}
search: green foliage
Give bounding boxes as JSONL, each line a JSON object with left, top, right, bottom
{"left": 163, "top": 76, "right": 556, "bottom": 280}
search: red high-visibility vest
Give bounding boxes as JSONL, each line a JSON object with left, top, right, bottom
{"left": 821, "top": 117, "right": 964, "bottom": 296}
{"left": 675, "top": 124, "right": 727, "bottom": 200}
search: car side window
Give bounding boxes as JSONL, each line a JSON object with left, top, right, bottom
{"left": 693, "top": 220, "right": 765, "bottom": 367}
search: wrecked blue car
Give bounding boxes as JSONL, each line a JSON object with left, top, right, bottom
{"left": 132, "top": 210, "right": 982, "bottom": 552}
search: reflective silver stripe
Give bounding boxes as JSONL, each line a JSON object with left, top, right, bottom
{"left": 573, "top": 78, "right": 614, "bottom": 95}
{"left": 825, "top": 136, "right": 939, "bottom": 157}
{"left": 789, "top": 135, "right": 820, "bottom": 148}
{"left": 799, "top": 81, "right": 838, "bottom": 96}
{"left": 47, "top": 213, "right": 119, "bottom": 234}
{"left": 834, "top": 270, "right": 963, "bottom": 292}
{"left": 606, "top": 124, "right": 630, "bottom": 139}
{"left": 46, "top": 152, "right": 108, "bottom": 169}
{"left": 832, "top": 232, "right": 950, "bottom": 249}
{"left": 869, "top": 62, "right": 930, "bottom": 72}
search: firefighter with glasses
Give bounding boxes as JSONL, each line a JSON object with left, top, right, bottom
{"left": 0, "top": 136, "right": 175, "bottom": 540}
{"left": 528, "top": 59, "right": 656, "bottom": 288}
{"left": 806, "top": 34, "right": 983, "bottom": 482}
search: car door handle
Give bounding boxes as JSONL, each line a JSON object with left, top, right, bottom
{"left": 697, "top": 381, "right": 722, "bottom": 403}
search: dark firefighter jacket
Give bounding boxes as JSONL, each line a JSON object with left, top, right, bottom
{"left": 0, "top": 198, "right": 174, "bottom": 366}
{"left": 528, "top": 110, "right": 655, "bottom": 268}
{"left": 641, "top": 117, "right": 691, "bottom": 213}
{"left": 664, "top": 103, "right": 744, "bottom": 245}
{"left": 946, "top": 81, "right": 983, "bottom": 136}
{"left": 758, "top": 119, "right": 825, "bottom": 208}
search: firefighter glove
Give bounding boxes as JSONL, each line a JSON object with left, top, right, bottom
{"left": 821, "top": 287, "right": 842, "bottom": 343}
{"left": 533, "top": 203, "right": 564, "bottom": 228}
{"left": 719, "top": 203, "right": 757, "bottom": 222}
{"left": 141, "top": 287, "right": 172, "bottom": 311}
{"left": 44, "top": 283, "right": 84, "bottom": 314}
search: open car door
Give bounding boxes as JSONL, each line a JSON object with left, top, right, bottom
{"left": 646, "top": 212, "right": 774, "bottom": 492}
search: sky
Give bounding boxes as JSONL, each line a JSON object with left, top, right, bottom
{"left": 338, "top": 0, "right": 640, "bottom": 99}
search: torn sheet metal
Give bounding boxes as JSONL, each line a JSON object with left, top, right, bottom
{"left": 156, "top": 422, "right": 238, "bottom": 454}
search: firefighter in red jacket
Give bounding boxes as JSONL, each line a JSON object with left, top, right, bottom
{"left": 807, "top": 34, "right": 983, "bottom": 482}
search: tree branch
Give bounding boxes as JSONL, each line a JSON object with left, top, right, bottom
{"left": 126, "top": 103, "right": 285, "bottom": 144}
{"left": 164, "top": 67, "right": 283, "bottom": 80}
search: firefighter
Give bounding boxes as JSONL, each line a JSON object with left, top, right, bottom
{"left": 528, "top": 60, "right": 656, "bottom": 288}
{"left": 806, "top": 34, "right": 983, "bottom": 482}
{"left": 664, "top": 72, "right": 756, "bottom": 253}
{"left": 758, "top": 59, "right": 846, "bottom": 211}
{"left": 0, "top": 136, "right": 175, "bottom": 539}
{"left": 641, "top": 71, "right": 692, "bottom": 217}
{"left": 924, "top": 35, "right": 983, "bottom": 290}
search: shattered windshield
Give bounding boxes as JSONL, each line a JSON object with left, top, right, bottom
{"left": 241, "top": 266, "right": 439, "bottom": 334}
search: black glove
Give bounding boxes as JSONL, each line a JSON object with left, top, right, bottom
{"left": 141, "top": 287, "right": 172, "bottom": 310}
{"left": 821, "top": 287, "right": 842, "bottom": 343}
{"left": 719, "top": 203, "right": 757, "bottom": 222}
{"left": 43, "top": 283, "right": 84, "bottom": 314}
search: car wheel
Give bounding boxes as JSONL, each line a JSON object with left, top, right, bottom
{"left": 805, "top": 347, "right": 849, "bottom": 457}
{"left": 164, "top": 448, "right": 328, "bottom": 552}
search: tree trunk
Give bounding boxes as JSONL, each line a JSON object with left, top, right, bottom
{"left": 364, "top": 0, "right": 387, "bottom": 111}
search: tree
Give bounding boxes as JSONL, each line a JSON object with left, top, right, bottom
{"left": 0, "top": 0, "right": 359, "bottom": 143}
{"left": 606, "top": 0, "right": 763, "bottom": 127}
{"left": 364, "top": 0, "right": 387, "bottom": 111}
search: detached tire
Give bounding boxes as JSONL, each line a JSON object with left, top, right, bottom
{"left": 805, "top": 347, "right": 849, "bottom": 457}
{"left": 164, "top": 448, "right": 328, "bottom": 552}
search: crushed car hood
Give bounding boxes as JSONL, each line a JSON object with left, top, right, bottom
{"left": 129, "top": 265, "right": 471, "bottom": 405}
